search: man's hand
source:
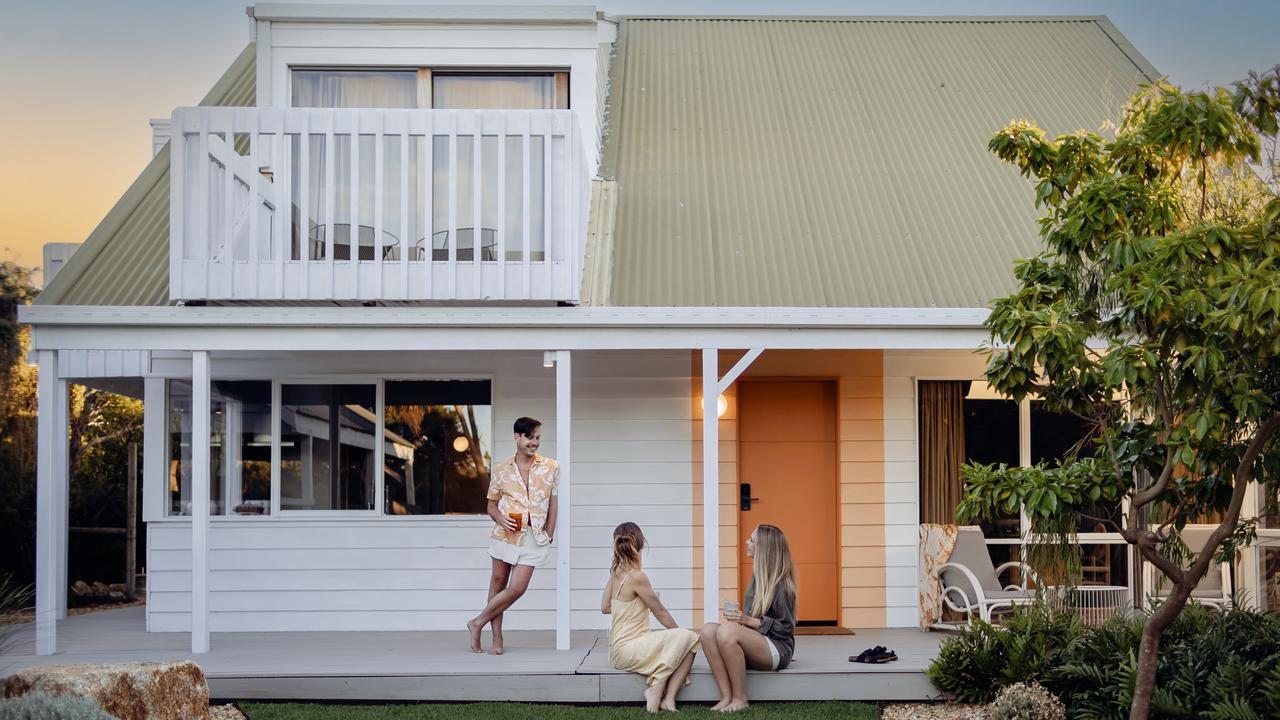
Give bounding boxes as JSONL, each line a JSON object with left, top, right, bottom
{"left": 497, "top": 513, "right": 518, "bottom": 532}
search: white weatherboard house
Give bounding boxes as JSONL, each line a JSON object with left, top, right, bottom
{"left": 22, "top": 5, "right": 1280, "bottom": 663}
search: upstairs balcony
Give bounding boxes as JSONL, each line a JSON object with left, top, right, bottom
{"left": 168, "top": 107, "right": 588, "bottom": 303}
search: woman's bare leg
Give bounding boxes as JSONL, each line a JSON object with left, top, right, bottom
{"left": 699, "top": 623, "right": 732, "bottom": 709}
{"left": 715, "top": 623, "right": 775, "bottom": 712}
{"left": 660, "top": 650, "right": 697, "bottom": 712}
{"left": 644, "top": 678, "right": 669, "bottom": 713}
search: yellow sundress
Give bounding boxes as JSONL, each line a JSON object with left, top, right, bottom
{"left": 607, "top": 571, "right": 701, "bottom": 687}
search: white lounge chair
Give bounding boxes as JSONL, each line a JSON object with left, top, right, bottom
{"left": 935, "top": 526, "right": 1039, "bottom": 625}
{"left": 1145, "top": 526, "right": 1233, "bottom": 609}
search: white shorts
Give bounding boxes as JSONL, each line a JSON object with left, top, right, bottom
{"left": 489, "top": 531, "right": 552, "bottom": 568}
{"left": 766, "top": 637, "right": 781, "bottom": 670}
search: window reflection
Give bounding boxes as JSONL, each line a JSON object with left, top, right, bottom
{"left": 383, "top": 380, "right": 491, "bottom": 515}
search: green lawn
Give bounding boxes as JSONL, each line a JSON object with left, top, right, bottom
{"left": 240, "top": 701, "right": 879, "bottom": 720}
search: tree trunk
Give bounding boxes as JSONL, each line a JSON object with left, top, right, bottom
{"left": 1131, "top": 583, "right": 1192, "bottom": 720}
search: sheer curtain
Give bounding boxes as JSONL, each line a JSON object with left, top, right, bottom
{"left": 919, "top": 381, "right": 968, "bottom": 525}
{"left": 291, "top": 71, "right": 418, "bottom": 260}
{"left": 431, "top": 75, "right": 555, "bottom": 262}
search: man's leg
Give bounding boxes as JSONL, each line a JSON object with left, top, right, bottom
{"left": 487, "top": 558, "right": 512, "bottom": 655}
{"left": 468, "top": 565, "right": 535, "bottom": 640}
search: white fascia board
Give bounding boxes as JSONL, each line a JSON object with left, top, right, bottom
{"left": 21, "top": 305, "right": 994, "bottom": 352}
{"left": 20, "top": 305, "right": 990, "bottom": 329}
{"left": 251, "top": 3, "right": 599, "bottom": 25}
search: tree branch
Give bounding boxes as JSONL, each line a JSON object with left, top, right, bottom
{"left": 1185, "top": 414, "right": 1280, "bottom": 586}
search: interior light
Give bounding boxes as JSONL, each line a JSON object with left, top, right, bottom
{"left": 716, "top": 394, "right": 729, "bottom": 418}
{"left": 453, "top": 436, "right": 470, "bottom": 453}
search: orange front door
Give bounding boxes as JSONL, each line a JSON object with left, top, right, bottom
{"left": 737, "top": 380, "right": 839, "bottom": 624}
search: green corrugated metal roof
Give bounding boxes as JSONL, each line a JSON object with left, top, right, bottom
{"left": 599, "top": 17, "right": 1158, "bottom": 307}
{"left": 37, "top": 44, "right": 256, "bottom": 306}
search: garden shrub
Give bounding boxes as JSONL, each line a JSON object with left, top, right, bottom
{"left": 0, "top": 693, "right": 119, "bottom": 720}
{"left": 928, "top": 603, "right": 1280, "bottom": 719}
{"left": 987, "top": 682, "right": 1066, "bottom": 720}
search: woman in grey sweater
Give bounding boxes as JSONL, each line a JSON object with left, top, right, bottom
{"left": 698, "top": 524, "right": 797, "bottom": 712}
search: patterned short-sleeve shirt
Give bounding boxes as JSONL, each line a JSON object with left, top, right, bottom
{"left": 487, "top": 454, "right": 559, "bottom": 546}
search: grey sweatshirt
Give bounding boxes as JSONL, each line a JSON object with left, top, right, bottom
{"left": 742, "top": 576, "right": 796, "bottom": 670}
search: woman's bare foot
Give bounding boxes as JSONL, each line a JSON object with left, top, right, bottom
{"left": 659, "top": 698, "right": 678, "bottom": 712}
{"left": 644, "top": 682, "right": 667, "bottom": 713}
{"left": 720, "top": 700, "right": 749, "bottom": 713}
{"left": 710, "top": 699, "right": 733, "bottom": 712}
{"left": 465, "top": 618, "right": 484, "bottom": 653}
{"left": 488, "top": 630, "right": 504, "bottom": 656}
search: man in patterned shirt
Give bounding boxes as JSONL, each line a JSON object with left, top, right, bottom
{"left": 467, "top": 416, "right": 559, "bottom": 654}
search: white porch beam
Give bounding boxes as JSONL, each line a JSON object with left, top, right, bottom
{"left": 191, "top": 351, "right": 211, "bottom": 653}
{"left": 716, "top": 348, "right": 764, "bottom": 395}
{"left": 35, "top": 350, "right": 66, "bottom": 655}
{"left": 701, "top": 349, "right": 720, "bottom": 625}
{"left": 555, "top": 350, "right": 572, "bottom": 650}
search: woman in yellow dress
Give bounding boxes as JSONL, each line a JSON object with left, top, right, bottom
{"left": 602, "top": 522, "right": 700, "bottom": 713}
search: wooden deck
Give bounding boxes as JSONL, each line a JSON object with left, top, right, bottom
{"left": 0, "top": 608, "right": 950, "bottom": 702}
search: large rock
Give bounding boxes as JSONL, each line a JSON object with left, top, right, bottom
{"left": 3, "top": 661, "right": 209, "bottom": 720}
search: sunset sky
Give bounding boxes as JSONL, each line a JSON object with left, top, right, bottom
{"left": 2, "top": 0, "right": 1276, "bottom": 282}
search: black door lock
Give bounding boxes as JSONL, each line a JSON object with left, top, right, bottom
{"left": 740, "top": 483, "right": 761, "bottom": 511}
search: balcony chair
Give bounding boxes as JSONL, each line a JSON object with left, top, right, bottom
{"left": 935, "top": 526, "right": 1040, "bottom": 625}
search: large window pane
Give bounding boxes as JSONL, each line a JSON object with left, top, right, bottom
{"left": 432, "top": 75, "right": 555, "bottom": 110}
{"left": 281, "top": 384, "right": 376, "bottom": 511}
{"left": 383, "top": 381, "right": 492, "bottom": 515}
{"left": 212, "top": 381, "right": 272, "bottom": 515}
{"left": 1031, "top": 400, "right": 1113, "bottom": 533}
{"left": 1260, "top": 547, "right": 1280, "bottom": 613}
{"left": 963, "top": 392, "right": 1020, "bottom": 539}
{"left": 167, "top": 380, "right": 223, "bottom": 516}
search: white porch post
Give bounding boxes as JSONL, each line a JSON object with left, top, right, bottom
{"left": 702, "top": 349, "right": 720, "bottom": 624}
{"left": 555, "top": 350, "right": 572, "bottom": 650}
{"left": 701, "top": 348, "right": 764, "bottom": 624}
{"left": 36, "top": 349, "right": 67, "bottom": 655}
{"left": 54, "top": 372, "right": 69, "bottom": 619}
{"left": 191, "top": 351, "right": 211, "bottom": 653}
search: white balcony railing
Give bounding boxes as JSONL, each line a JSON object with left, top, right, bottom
{"left": 168, "top": 107, "right": 588, "bottom": 302}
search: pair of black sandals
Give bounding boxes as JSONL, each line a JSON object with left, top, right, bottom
{"left": 849, "top": 645, "right": 898, "bottom": 663}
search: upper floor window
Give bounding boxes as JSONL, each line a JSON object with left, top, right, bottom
{"left": 291, "top": 69, "right": 568, "bottom": 109}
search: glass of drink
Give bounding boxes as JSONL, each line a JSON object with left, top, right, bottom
{"left": 508, "top": 512, "right": 523, "bottom": 532}
{"left": 723, "top": 600, "right": 739, "bottom": 616}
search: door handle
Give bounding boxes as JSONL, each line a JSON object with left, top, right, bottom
{"left": 740, "top": 483, "right": 760, "bottom": 511}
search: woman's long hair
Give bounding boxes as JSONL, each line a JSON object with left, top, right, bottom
{"left": 748, "top": 524, "right": 797, "bottom": 618}
{"left": 612, "top": 522, "right": 646, "bottom": 576}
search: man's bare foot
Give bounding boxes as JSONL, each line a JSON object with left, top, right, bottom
{"left": 710, "top": 699, "right": 733, "bottom": 712}
{"left": 466, "top": 618, "right": 484, "bottom": 653}
{"left": 720, "top": 700, "right": 749, "bottom": 713}
{"left": 488, "top": 631, "right": 504, "bottom": 656}
{"left": 644, "top": 683, "right": 666, "bottom": 713}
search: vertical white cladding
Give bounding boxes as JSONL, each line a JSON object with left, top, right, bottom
{"left": 144, "top": 350, "right": 695, "bottom": 633}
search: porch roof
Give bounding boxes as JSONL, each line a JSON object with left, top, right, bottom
{"left": 597, "top": 16, "right": 1159, "bottom": 308}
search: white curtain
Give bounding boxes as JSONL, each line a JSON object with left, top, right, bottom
{"left": 291, "top": 71, "right": 417, "bottom": 260}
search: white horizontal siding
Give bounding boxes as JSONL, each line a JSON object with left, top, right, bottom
{"left": 882, "top": 350, "right": 991, "bottom": 627}
{"left": 146, "top": 350, "right": 695, "bottom": 633}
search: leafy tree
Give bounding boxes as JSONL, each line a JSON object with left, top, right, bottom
{"left": 958, "top": 66, "right": 1280, "bottom": 719}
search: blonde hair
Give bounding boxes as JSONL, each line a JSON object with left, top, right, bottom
{"left": 611, "top": 522, "right": 646, "bottom": 576}
{"left": 748, "top": 524, "right": 797, "bottom": 618}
